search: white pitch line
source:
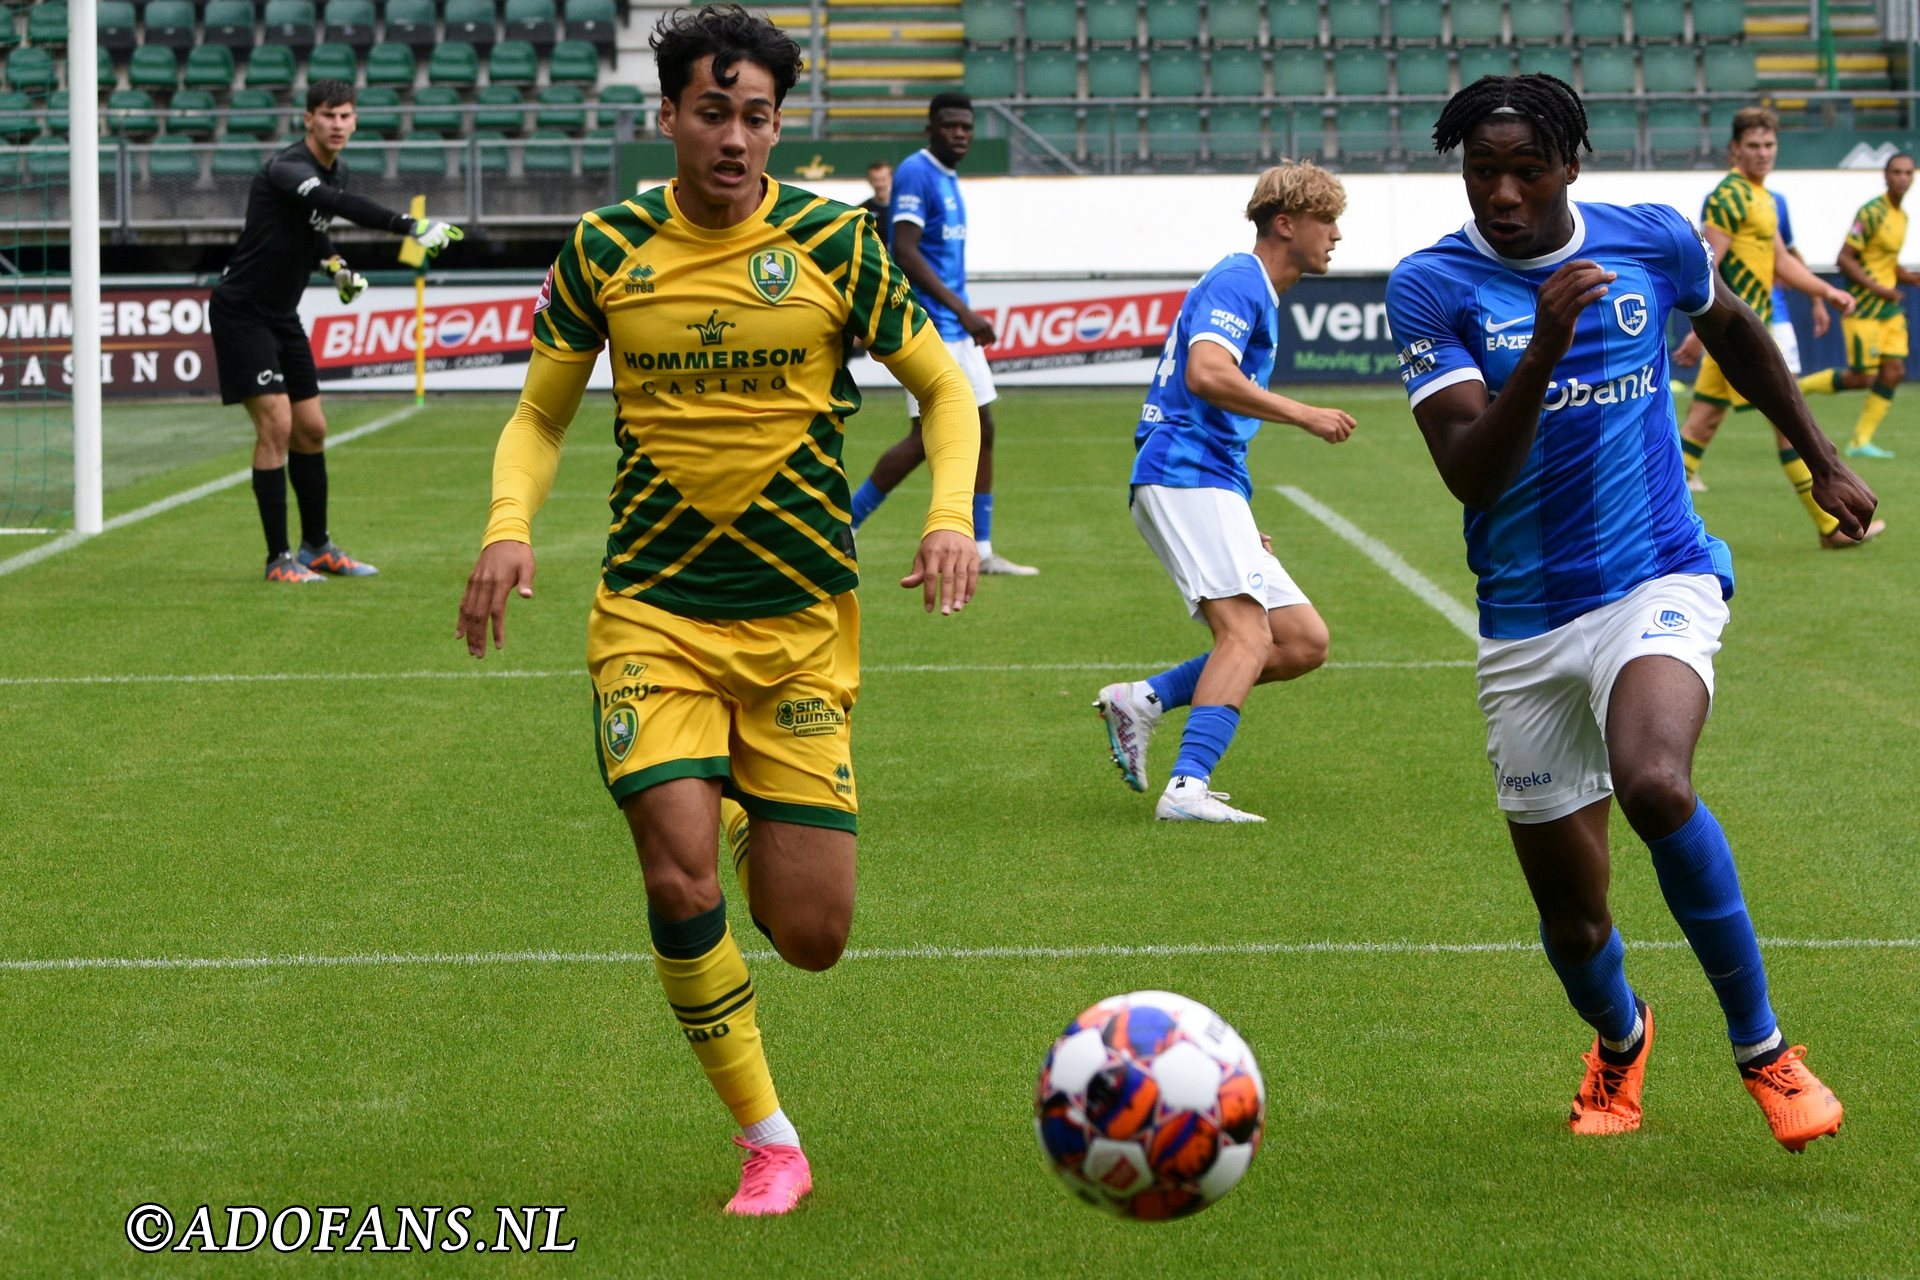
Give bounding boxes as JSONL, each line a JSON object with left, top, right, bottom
{"left": 0, "top": 659, "right": 1474, "bottom": 689}
{"left": 0, "top": 404, "right": 424, "bottom": 579}
{"left": 3, "top": 936, "right": 1915, "bottom": 976}
{"left": 1275, "top": 485, "right": 1479, "bottom": 642}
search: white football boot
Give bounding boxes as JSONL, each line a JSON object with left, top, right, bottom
{"left": 1095, "top": 680, "right": 1162, "bottom": 792}
{"left": 1155, "top": 775, "right": 1266, "bottom": 823}
{"left": 979, "top": 551, "right": 1040, "bottom": 575}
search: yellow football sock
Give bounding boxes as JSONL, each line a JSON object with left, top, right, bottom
{"left": 650, "top": 901, "right": 779, "bottom": 1128}
{"left": 721, "top": 797, "right": 751, "bottom": 902}
{"left": 1852, "top": 384, "right": 1895, "bottom": 447}
{"left": 1798, "top": 368, "right": 1842, "bottom": 397}
{"left": 1680, "top": 430, "right": 1709, "bottom": 481}
{"left": 1779, "top": 449, "right": 1840, "bottom": 536}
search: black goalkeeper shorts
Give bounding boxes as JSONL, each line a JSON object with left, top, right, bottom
{"left": 210, "top": 292, "right": 321, "bottom": 406}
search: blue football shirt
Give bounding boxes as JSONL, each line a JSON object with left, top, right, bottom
{"left": 889, "top": 148, "right": 971, "bottom": 341}
{"left": 1131, "top": 253, "right": 1280, "bottom": 499}
{"left": 1769, "top": 189, "right": 1794, "bottom": 322}
{"left": 1385, "top": 200, "right": 1734, "bottom": 639}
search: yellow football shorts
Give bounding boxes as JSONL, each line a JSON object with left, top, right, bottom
{"left": 586, "top": 585, "right": 860, "bottom": 831}
{"left": 1843, "top": 312, "right": 1909, "bottom": 370}
{"left": 1691, "top": 350, "right": 1747, "bottom": 408}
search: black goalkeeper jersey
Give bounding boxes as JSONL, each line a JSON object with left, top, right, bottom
{"left": 213, "top": 139, "right": 413, "bottom": 316}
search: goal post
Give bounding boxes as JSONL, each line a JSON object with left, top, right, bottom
{"left": 70, "top": 0, "right": 103, "bottom": 535}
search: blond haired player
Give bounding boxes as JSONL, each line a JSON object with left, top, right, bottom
{"left": 455, "top": 5, "right": 979, "bottom": 1217}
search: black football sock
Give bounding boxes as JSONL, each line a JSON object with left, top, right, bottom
{"left": 1596, "top": 997, "right": 1649, "bottom": 1066}
{"left": 252, "top": 466, "right": 289, "bottom": 561}
{"left": 287, "top": 449, "right": 329, "bottom": 550}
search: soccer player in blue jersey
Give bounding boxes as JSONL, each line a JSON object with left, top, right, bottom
{"left": 1387, "top": 75, "right": 1873, "bottom": 1150}
{"left": 1095, "top": 163, "right": 1356, "bottom": 823}
{"left": 849, "top": 92, "right": 1039, "bottom": 575}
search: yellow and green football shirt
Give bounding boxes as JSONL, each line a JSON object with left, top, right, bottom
{"left": 1701, "top": 169, "right": 1778, "bottom": 323}
{"left": 1844, "top": 194, "right": 1909, "bottom": 321}
{"left": 533, "top": 178, "right": 935, "bottom": 620}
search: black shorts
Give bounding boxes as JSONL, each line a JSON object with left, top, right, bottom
{"left": 210, "top": 291, "right": 320, "bottom": 406}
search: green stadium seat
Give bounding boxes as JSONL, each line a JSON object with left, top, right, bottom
{"left": 1508, "top": 0, "right": 1565, "bottom": 43}
{"left": 214, "top": 142, "right": 272, "bottom": 175}
{"left": 1085, "top": 0, "right": 1140, "bottom": 46}
{"left": 1022, "top": 106, "right": 1080, "bottom": 159}
{"left": 1208, "top": 103, "right": 1264, "bottom": 162}
{"left": 1145, "top": 105, "right": 1202, "bottom": 165}
{"left": 0, "top": 19, "right": 15, "bottom": 54}
{"left": 523, "top": 128, "right": 574, "bottom": 171}
{"left": 246, "top": 46, "right": 298, "bottom": 91}
{"left": 1702, "top": 44, "right": 1756, "bottom": 91}
{"left": 580, "top": 126, "right": 613, "bottom": 171}
{"left": 1024, "top": 0, "right": 1079, "bottom": 44}
{"left": 1570, "top": 0, "right": 1626, "bottom": 41}
{"left": 126, "top": 46, "right": 179, "bottom": 92}
{"left": 165, "top": 89, "right": 218, "bottom": 137}
{"left": 1145, "top": 0, "right": 1201, "bottom": 44}
{"left": 366, "top": 43, "right": 416, "bottom": 89}
{"left": 1087, "top": 48, "right": 1140, "bottom": 96}
{"left": 1395, "top": 46, "right": 1450, "bottom": 96}
{"left": 1025, "top": 48, "right": 1077, "bottom": 97}
{"left": 5, "top": 49, "right": 57, "bottom": 95}
{"left": 446, "top": 0, "right": 499, "bottom": 53}
{"left": 965, "top": 0, "right": 1019, "bottom": 46}
{"left": 427, "top": 42, "right": 481, "bottom": 88}
{"left": 183, "top": 46, "right": 238, "bottom": 92}
{"left": 27, "top": 3, "right": 68, "bottom": 47}
{"left": 144, "top": 0, "right": 199, "bottom": 51}
{"left": 28, "top": 137, "right": 72, "bottom": 178}
{"left": 475, "top": 83, "right": 526, "bottom": 131}
{"left": 1585, "top": 101, "right": 1637, "bottom": 156}
{"left": 595, "top": 82, "right": 646, "bottom": 131}
{"left": 1273, "top": 47, "right": 1325, "bottom": 95}
{"left": 1275, "top": 104, "right": 1326, "bottom": 159}
{"left": 1520, "top": 46, "right": 1573, "bottom": 84}
{"left": 1208, "top": 0, "right": 1264, "bottom": 44}
{"left": 1327, "top": 2, "right": 1380, "bottom": 44}
{"left": 354, "top": 85, "right": 401, "bottom": 134}
{"left": 106, "top": 88, "right": 160, "bottom": 136}
{"left": 1336, "top": 102, "right": 1394, "bottom": 158}
{"left": 97, "top": 2, "right": 139, "bottom": 55}
{"left": 382, "top": 0, "right": 438, "bottom": 54}
{"left": 0, "top": 91, "right": 39, "bottom": 143}
{"left": 1641, "top": 44, "right": 1696, "bottom": 93}
{"left": 473, "top": 129, "right": 512, "bottom": 174}
{"left": 564, "top": 0, "right": 619, "bottom": 52}
{"left": 411, "top": 85, "right": 463, "bottom": 133}
{"left": 1457, "top": 46, "right": 1511, "bottom": 84}
{"left": 1647, "top": 100, "right": 1701, "bottom": 161}
{"left": 1267, "top": 0, "right": 1322, "bottom": 44}
{"left": 145, "top": 134, "right": 202, "bottom": 180}
{"left": 1150, "top": 48, "right": 1202, "bottom": 96}
{"left": 263, "top": 0, "right": 318, "bottom": 54}
{"left": 398, "top": 128, "right": 448, "bottom": 173}
{"left": 488, "top": 40, "right": 540, "bottom": 85}
{"left": 549, "top": 40, "right": 601, "bottom": 85}
{"left": 504, "top": 0, "right": 559, "bottom": 50}
{"left": 1692, "top": 0, "right": 1746, "bottom": 41}
{"left": 203, "top": 1, "right": 258, "bottom": 53}
{"left": 1579, "top": 43, "right": 1635, "bottom": 92}
{"left": 225, "top": 88, "right": 282, "bottom": 137}
{"left": 1332, "top": 48, "right": 1388, "bottom": 95}
{"left": 307, "top": 43, "right": 358, "bottom": 85}
{"left": 324, "top": 0, "right": 380, "bottom": 54}
{"left": 536, "top": 82, "right": 587, "bottom": 131}
{"left": 46, "top": 89, "right": 71, "bottom": 135}
{"left": 1210, "top": 47, "right": 1265, "bottom": 97}
{"left": 1629, "top": 0, "right": 1686, "bottom": 41}
{"left": 1448, "top": 0, "right": 1503, "bottom": 43}
{"left": 964, "top": 48, "right": 1015, "bottom": 97}
{"left": 1387, "top": 0, "right": 1444, "bottom": 43}
{"left": 98, "top": 45, "right": 115, "bottom": 92}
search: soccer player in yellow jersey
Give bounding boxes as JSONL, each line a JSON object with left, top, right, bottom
{"left": 1672, "top": 107, "right": 1880, "bottom": 548}
{"left": 1797, "top": 152, "right": 1920, "bottom": 460}
{"left": 454, "top": 5, "right": 981, "bottom": 1216}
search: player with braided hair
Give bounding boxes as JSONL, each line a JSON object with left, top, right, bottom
{"left": 1386, "top": 74, "right": 1866, "bottom": 1150}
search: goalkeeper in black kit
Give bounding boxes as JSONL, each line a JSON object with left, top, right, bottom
{"left": 210, "top": 78, "right": 464, "bottom": 583}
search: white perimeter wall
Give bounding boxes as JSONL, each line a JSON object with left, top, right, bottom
{"left": 798, "top": 169, "right": 1892, "bottom": 276}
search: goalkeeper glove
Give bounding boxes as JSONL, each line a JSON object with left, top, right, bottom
{"left": 412, "top": 218, "right": 465, "bottom": 257}
{"left": 321, "top": 255, "right": 367, "bottom": 304}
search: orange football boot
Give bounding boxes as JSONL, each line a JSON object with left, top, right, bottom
{"left": 1743, "top": 1045, "right": 1843, "bottom": 1153}
{"left": 1569, "top": 1002, "right": 1653, "bottom": 1136}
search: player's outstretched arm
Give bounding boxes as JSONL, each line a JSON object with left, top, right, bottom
{"left": 882, "top": 330, "right": 981, "bottom": 614}
{"left": 1777, "top": 235, "right": 1855, "bottom": 311}
{"left": 457, "top": 540, "right": 535, "bottom": 657}
{"left": 269, "top": 152, "right": 415, "bottom": 236}
{"left": 1693, "top": 276, "right": 1877, "bottom": 538}
{"left": 1837, "top": 243, "right": 1900, "bottom": 303}
{"left": 1185, "top": 342, "right": 1354, "bottom": 441}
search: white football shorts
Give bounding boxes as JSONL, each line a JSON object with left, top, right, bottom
{"left": 905, "top": 336, "right": 997, "bottom": 417}
{"left": 1770, "top": 317, "right": 1802, "bottom": 375}
{"left": 1130, "top": 483, "right": 1310, "bottom": 620}
{"left": 1475, "top": 573, "right": 1728, "bottom": 823}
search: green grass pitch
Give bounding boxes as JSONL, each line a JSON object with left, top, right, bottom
{"left": 2, "top": 383, "right": 1916, "bottom": 1276}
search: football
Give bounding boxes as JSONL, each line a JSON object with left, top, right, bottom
{"left": 1034, "top": 990, "right": 1265, "bottom": 1220}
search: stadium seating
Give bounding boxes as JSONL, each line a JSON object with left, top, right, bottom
{"left": 96, "top": 2, "right": 139, "bottom": 56}
{"left": 128, "top": 47, "right": 180, "bottom": 92}
{"left": 144, "top": 1, "right": 198, "bottom": 52}
{"left": 0, "top": 91, "right": 38, "bottom": 143}
{"left": 1642, "top": 44, "right": 1697, "bottom": 94}
{"left": 1703, "top": 44, "right": 1757, "bottom": 91}
{"left": 1149, "top": 49, "right": 1202, "bottom": 98}
{"left": 214, "top": 143, "right": 272, "bottom": 175}
{"left": 1693, "top": 0, "right": 1746, "bottom": 40}
{"left": 325, "top": 0, "right": 380, "bottom": 54}
{"left": 1209, "top": 0, "right": 1263, "bottom": 44}
{"left": 308, "top": 43, "right": 359, "bottom": 86}
{"left": 245, "top": 47, "right": 298, "bottom": 92}
{"left": 966, "top": 49, "right": 1016, "bottom": 98}
{"left": 1572, "top": 0, "right": 1628, "bottom": 42}
{"left": 352, "top": 86, "right": 400, "bottom": 135}
{"left": 165, "top": 90, "right": 218, "bottom": 138}
{"left": 105, "top": 89, "right": 160, "bottom": 137}
{"left": 412, "top": 86, "right": 464, "bottom": 134}
{"left": 146, "top": 135, "right": 203, "bottom": 181}
{"left": 523, "top": 129, "right": 575, "bottom": 172}
{"left": 427, "top": 43, "right": 482, "bottom": 89}
{"left": 536, "top": 84, "right": 588, "bottom": 132}
{"left": 225, "top": 89, "right": 284, "bottom": 138}
{"left": 27, "top": 4, "right": 68, "bottom": 49}
{"left": 446, "top": 0, "right": 499, "bottom": 54}
{"left": 4, "top": 48, "right": 57, "bottom": 95}
{"left": 1025, "top": 0, "right": 1080, "bottom": 44}
{"left": 595, "top": 82, "right": 646, "bottom": 131}
{"left": 1448, "top": 0, "right": 1503, "bottom": 44}
{"left": 505, "top": 0, "right": 560, "bottom": 51}
{"left": 1396, "top": 46, "right": 1450, "bottom": 97}
{"left": 1387, "top": 0, "right": 1444, "bottom": 44}
{"left": 1086, "top": 0, "right": 1139, "bottom": 45}
{"left": 183, "top": 47, "right": 238, "bottom": 92}
{"left": 261, "top": 0, "right": 318, "bottom": 54}
{"left": 488, "top": 41, "right": 540, "bottom": 86}
{"left": 1210, "top": 47, "right": 1264, "bottom": 97}
{"left": 203, "top": 1, "right": 258, "bottom": 54}
{"left": 1267, "top": 0, "right": 1321, "bottom": 44}
{"left": 1328, "top": 3, "right": 1381, "bottom": 44}
{"left": 381, "top": 0, "right": 439, "bottom": 55}
{"left": 1145, "top": 0, "right": 1201, "bottom": 45}
{"left": 1209, "top": 103, "right": 1263, "bottom": 161}
{"left": 476, "top": 85, "right": 528, "bottom": 133}
{"left": 565, "top": 0, "right": 620, "bottom": 52}
{"left": 398, "top": 130, "right": 449, "bottom": 174}
{"left": 1631, "top": 0, "right": 1687, "bottom": 41}
{"left": 1087, "top": 48, "right": 1141, "bottom": 97}
{"left": 1273, "top": 47, "right": 1326, "bottom": 96}
{"left": 550, "top": 41, "right": 602, "bottom": 85}
{"left": 966, "top": 0, "right": 1019, "bottom": 46}
{"left": 1580, "top": 43, "right": 1636, "bottom": 93}
{"left": 1509, "top": 0, "right": 1566, "bottom": 44}
{"left": 365, "top": 43, "right": 417, "bottom": 89}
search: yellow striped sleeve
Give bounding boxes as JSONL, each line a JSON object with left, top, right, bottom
{"left": 481, "top": 348, "right": 594, "bottom": 547}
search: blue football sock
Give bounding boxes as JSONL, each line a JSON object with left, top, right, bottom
{"left": 851, "top": 479, "right": 885, "bottom": 529}
{"left": 1539, "top": 924, "right": 1639, "bottom": 1044}
{"left": 1646, "top": 798, "right": 1778, "bottom": 1046}
{"left": 1146, "top": 653, "right": 1210, "bottom": 711}
{"left": 972, "top": 492, "right": 993, "bottom": 543}
{"left": 1171, "top": 704, "right": 1239, "bottom": 783}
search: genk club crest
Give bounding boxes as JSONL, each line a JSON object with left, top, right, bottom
{"left": 603, "top": 705, "right": 637, "bottom": 763}
{"left": 748, "top": 248, "right": 797, "bottom": 304}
